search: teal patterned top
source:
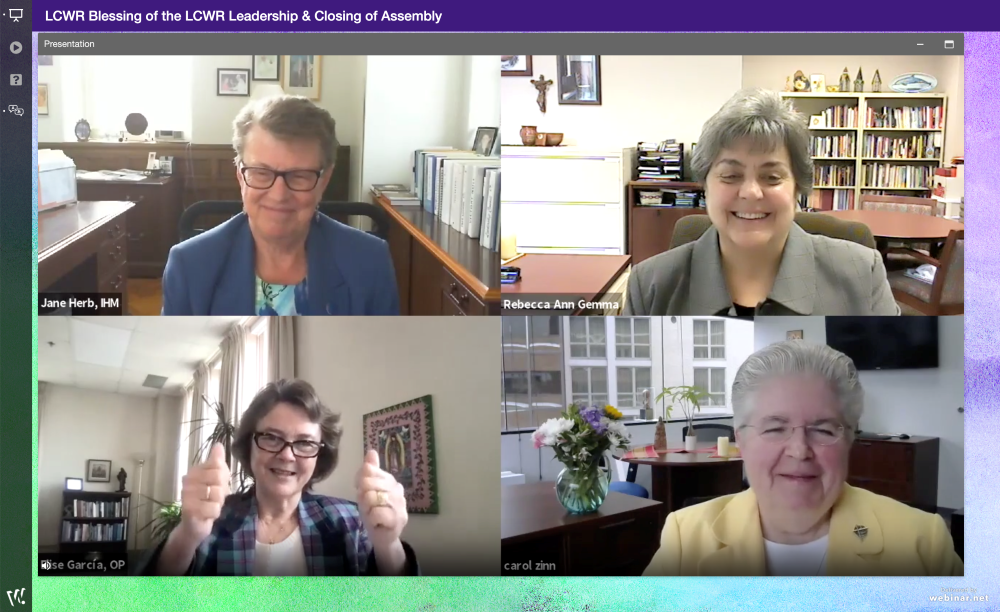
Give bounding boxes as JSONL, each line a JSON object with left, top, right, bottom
{"left": 255, "top": 275, "right": 309, "bottom": 316}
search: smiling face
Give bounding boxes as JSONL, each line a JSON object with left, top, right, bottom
{"left": 736, "top": 374, "right": 850, "bottom": 516}
{"left": 250, "top": 402, "right": 323, "bottom": 500}
{"left": 238, "top": 126, "right": 332, "bottom": 245}
{"left": 705, "top": 140, "right": 799, "bottom": 252}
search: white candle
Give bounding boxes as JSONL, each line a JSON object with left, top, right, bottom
{"left": 717, "top": 437, "right": 730, "bottom": 457}
{"left": 500, "top": 234, "right": 518, "bottom": 261}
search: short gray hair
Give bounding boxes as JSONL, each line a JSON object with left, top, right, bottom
{"left": 232, "top": 95, "right": 339, "bottom": 168}
{"left": 690, "top": 88, "right": 813, "bottom": 198}
{"left": 732, "top": 340, "right": 863, "bottom": 440}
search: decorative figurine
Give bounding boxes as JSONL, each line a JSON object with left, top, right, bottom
{"left": 854, "top": 68, "right": 864, "bottom": 93}
{"left": 793, "top": 70, "right": 810, "bottom": 92}
{"left": 872, "top": 70, "right": 883, "bottom": 93}
{"left": 530, "top": 75, "right": 554, "bottom": 114}
{"left": 784, "top": 76, "right": 793, "bottom": 92}
{"left": 839, "top": 68, "right": 851, "bottom": 93}
{"left": 116, "top": 468, "right": 128, "bottom": 492}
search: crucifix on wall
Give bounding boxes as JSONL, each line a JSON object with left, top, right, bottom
{"left": 530, "top": 75, "right": 554, "bottom": 114}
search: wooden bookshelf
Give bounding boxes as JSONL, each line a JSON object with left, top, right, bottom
{"left": 782, "top": 92, "right": 947, "bottom": 210}
{"left": 60, "top": 490, "right": 131, "bottom": 556}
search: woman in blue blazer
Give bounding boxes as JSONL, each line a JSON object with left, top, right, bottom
{"left": 161, "top": 95, "right": 399, "bottom": 316}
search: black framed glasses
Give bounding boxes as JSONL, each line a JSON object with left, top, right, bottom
{"left": 239, "top": 165, "right": 324, "bottom": 191}
{"left": 741, "top": 422, "right": 846, "bottom": 446}
{"left": 253, "top": 432, "right": 325, "bottom": 458}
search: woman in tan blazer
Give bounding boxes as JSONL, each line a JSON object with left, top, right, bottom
{"left": 622, "top": 88, "right": 899, "bottom": 317}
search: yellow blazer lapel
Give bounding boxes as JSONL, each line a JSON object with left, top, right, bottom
{"left": 698, "top": 489, "right": 767, "bottom": 576}
{"left": 826, "top": 485, "right": 884, "bottom": 576}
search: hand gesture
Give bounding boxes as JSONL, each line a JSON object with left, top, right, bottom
{"left": 178, "top": 443, "right": 231, "bottom": 544}
{"left": 355, "top": 449, "right": 408, "bottom": 551}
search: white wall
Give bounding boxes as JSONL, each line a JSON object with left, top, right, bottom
{"left": 501, "top": 55, "right": 743, "bottom": 149}
{"left": 37, "top": 56, "right": 83, "bottom": 142}
{"left": 361, "top": 56, "right": 500, "bottom": 191}
{"left": 753, "top": 316, "right": 965, "bottom": 510}
{"left": 38, "top": 385, "right": 180, "bottom": 550}
{"left": 295, "top": 317, "right": 500, "bottom": 576}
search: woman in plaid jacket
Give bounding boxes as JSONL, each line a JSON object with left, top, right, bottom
{"left": 137, "top": 379, "right": 418, "bottom": 576}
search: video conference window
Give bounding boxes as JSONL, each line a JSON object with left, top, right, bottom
{"left": 501, "top": 315, "right": 964, "bottom": 576}
{"left": 37, "top": 55, "right": 501, "bottom": 318}
{"left": 499, "top": 53, "right": 965, "bottom": 318}
{"left": 37, "top": 316, "right": 498, "bottom": 576}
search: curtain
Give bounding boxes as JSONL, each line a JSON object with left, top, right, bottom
{"left": 268, "top": 317, "right": 296, "bottom": 382}
{"left": 187, "top": 363, "right": 211, "bottom": 465}
{"left": 218, "top": 324, "right": 247, "bottom": 488}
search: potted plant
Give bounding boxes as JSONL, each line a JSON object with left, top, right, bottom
{"left": 137, "top": 497, "right": 183, "bottom": 544}
{"left": 532, "top": 403, "right": 631, "bottom": 514}
{"left": 657, "top": 386, "right": 709, "bottom": 452}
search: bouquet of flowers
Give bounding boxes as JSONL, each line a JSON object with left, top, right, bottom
{"left": 532, "top": 404, "right": 632, "bottom": 513}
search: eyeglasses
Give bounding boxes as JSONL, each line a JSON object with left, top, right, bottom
{"left": 239, "top": 165, "right": 324, "bottom": 191}
{"left": 253, "top": 432, "right": 325, "bottom": 458}
{"left": 741, "top": 422, "right": 846, "bottom": 446}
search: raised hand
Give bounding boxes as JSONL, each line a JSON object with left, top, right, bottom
{"left": 178, "top": 443, "right": 231, "bottom": 544}
{"left": 355, "top": 449, "right": 408, "bottom": 552}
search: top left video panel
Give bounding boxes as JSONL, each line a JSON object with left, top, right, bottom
{"left": 37, "top": 53, "right": 501, "bottom": 316}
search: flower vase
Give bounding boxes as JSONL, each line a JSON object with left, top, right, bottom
{"left": 684, "top": 434, "right": 697, "bottom": 452}
{"left": 519, "top": 126, "right": 538, "bottom": 146}
{"left": 555, "top": 461, "right": 609, "bottom": 514}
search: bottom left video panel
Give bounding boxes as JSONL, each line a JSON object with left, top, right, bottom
{"left": 37, "top": 315, "right": 500, "bottom": 576}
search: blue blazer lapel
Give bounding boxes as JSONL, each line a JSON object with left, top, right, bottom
{"left": 210, "top": 221, "right": 257, "bottom": 315}
{"left": 305, "top": 221, "right": 349, "bottom": 315}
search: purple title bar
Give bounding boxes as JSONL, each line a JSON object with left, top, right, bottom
{"left": 32, "top": 0, "right": 981, "bottom": 32}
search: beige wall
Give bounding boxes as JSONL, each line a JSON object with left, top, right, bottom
{"left": 38, "top": 385, "right": 181, "bottom": 550}
{"left": 501, "top": 54, "right": 964, "bottom": 162}
{"left": 501, "top": 55, "right": 743, "bottom": 149}
{"left": 743, "top": 55, "right": 964, "bottom": 163}
{"left": 295, "top": 317, "right": 500, "bottom": 576}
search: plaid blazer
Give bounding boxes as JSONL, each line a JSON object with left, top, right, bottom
{"left": 136, "top": 491, "right": 419, "bottom": 576}
{"left": 622, "top": 222, "right": 901, "bottom": 317}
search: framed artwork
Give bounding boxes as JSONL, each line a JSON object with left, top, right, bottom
{"left": 282, "top": 55, "right": 322, "bottom": 100}
{"left": 362, "top": 395, "right": 439, "bottom": 514}
{"left": 217, "top": 68, "right": 250, "bottom": 96}
{"left": 557, "top": 55, "right": 602, "bottom": 105}
{"left": 787, "top": 330, "right": 804, "bottom": 340}
{"left": 473, "top": 127, "right": 499, "bottom": 156}
{"left": 38, "top": 84, "right": 49, "bottom": 115}
{"left": 86, "top": 460, "right": 111, "bottom": 483}
{"left": 252, "top": 55, "right": 280, "bottom": 81}
{"left": 38, "top": 55, "right": 53, "bottom": 66}
{"left": 501, "top": 55, "right": 532, "bottom": 77}
{"left": 810, "top": 74, "right": 826, "bottom": 94}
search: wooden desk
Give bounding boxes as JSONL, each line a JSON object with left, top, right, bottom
{"left": 501, "top": 481, "right": 663, "bottom": 576}
{"left": 619, "top": 446, "right": 744, "bottom": 514}
{"left": 39, "top": 201, "right": 134, "bottom": 314}
{"left": 848, "top": 435, "right": 939, "bottom": 513}
{"left": 76, "top": 175, "right": 182, "bottom": 278}
{"left": 628, "top": 180, "right": 706, "bottom": 265}
{"left": 822, "top": 210, "right": 963, "bottom": 258}
{"left": 501, "top": 253, "right": 631, "bottom": 314}
{"left": 374, "top": 195, "right": 500, "bottom": 316}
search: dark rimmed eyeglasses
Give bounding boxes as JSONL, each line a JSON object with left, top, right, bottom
{"left": 253, "top": 432, "right": 325, "bottom": 458}
{"left": 239, "top": 165, "right": 324, "bottom": 192}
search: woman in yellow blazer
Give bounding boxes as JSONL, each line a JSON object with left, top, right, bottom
{"left": 644, "top": 341, "right": 962, "bottom": 577}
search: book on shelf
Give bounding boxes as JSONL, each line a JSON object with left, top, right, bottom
{"left": 865, "top": 105, "right": 944, "bottom": 130}
{"left": 371, "top": 183, "right": 420, "bottom": 205}
{"left": 862, "top": 163, "right": 933, "bottom": 190}
{"left": 636, "top": 140, "right": 684, "bottom": 181}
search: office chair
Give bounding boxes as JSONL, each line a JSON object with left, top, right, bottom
{"left": 178, "top": 200, "right": 390, "bottom": 243}
{"left": 669, "top": 212, "right": 876, "bottom": 250}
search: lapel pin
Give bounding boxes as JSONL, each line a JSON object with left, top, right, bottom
{"left": 853, "top": 525, "right": 868, "bottom": 541}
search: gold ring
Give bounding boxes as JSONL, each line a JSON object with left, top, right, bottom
{"left": 376, "top": 490, "right": 389, "bottom": 507}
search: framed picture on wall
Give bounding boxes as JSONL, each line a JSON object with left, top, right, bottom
{"left": 362, "top": 395, "right": 439, "bottom": 514}
{"left": 557, "top": 55, "right": 602, "bottom": 105}
{"left": 38, "top": 83, "right": 49, "bottom": 115}
{"left": 86, "top": 459, "right": 111, "bottom": 483}
{"left": 282, "top": 55, "right": 322, "bottom": 100}
{"left": 252, "top": 55, "right": 280, "bottom": 81}
{"left": 217, "top": 68, "right": 250, "bottom": 96}
{"left": 501, "top": 55, "right": 532, "bottom": 77}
